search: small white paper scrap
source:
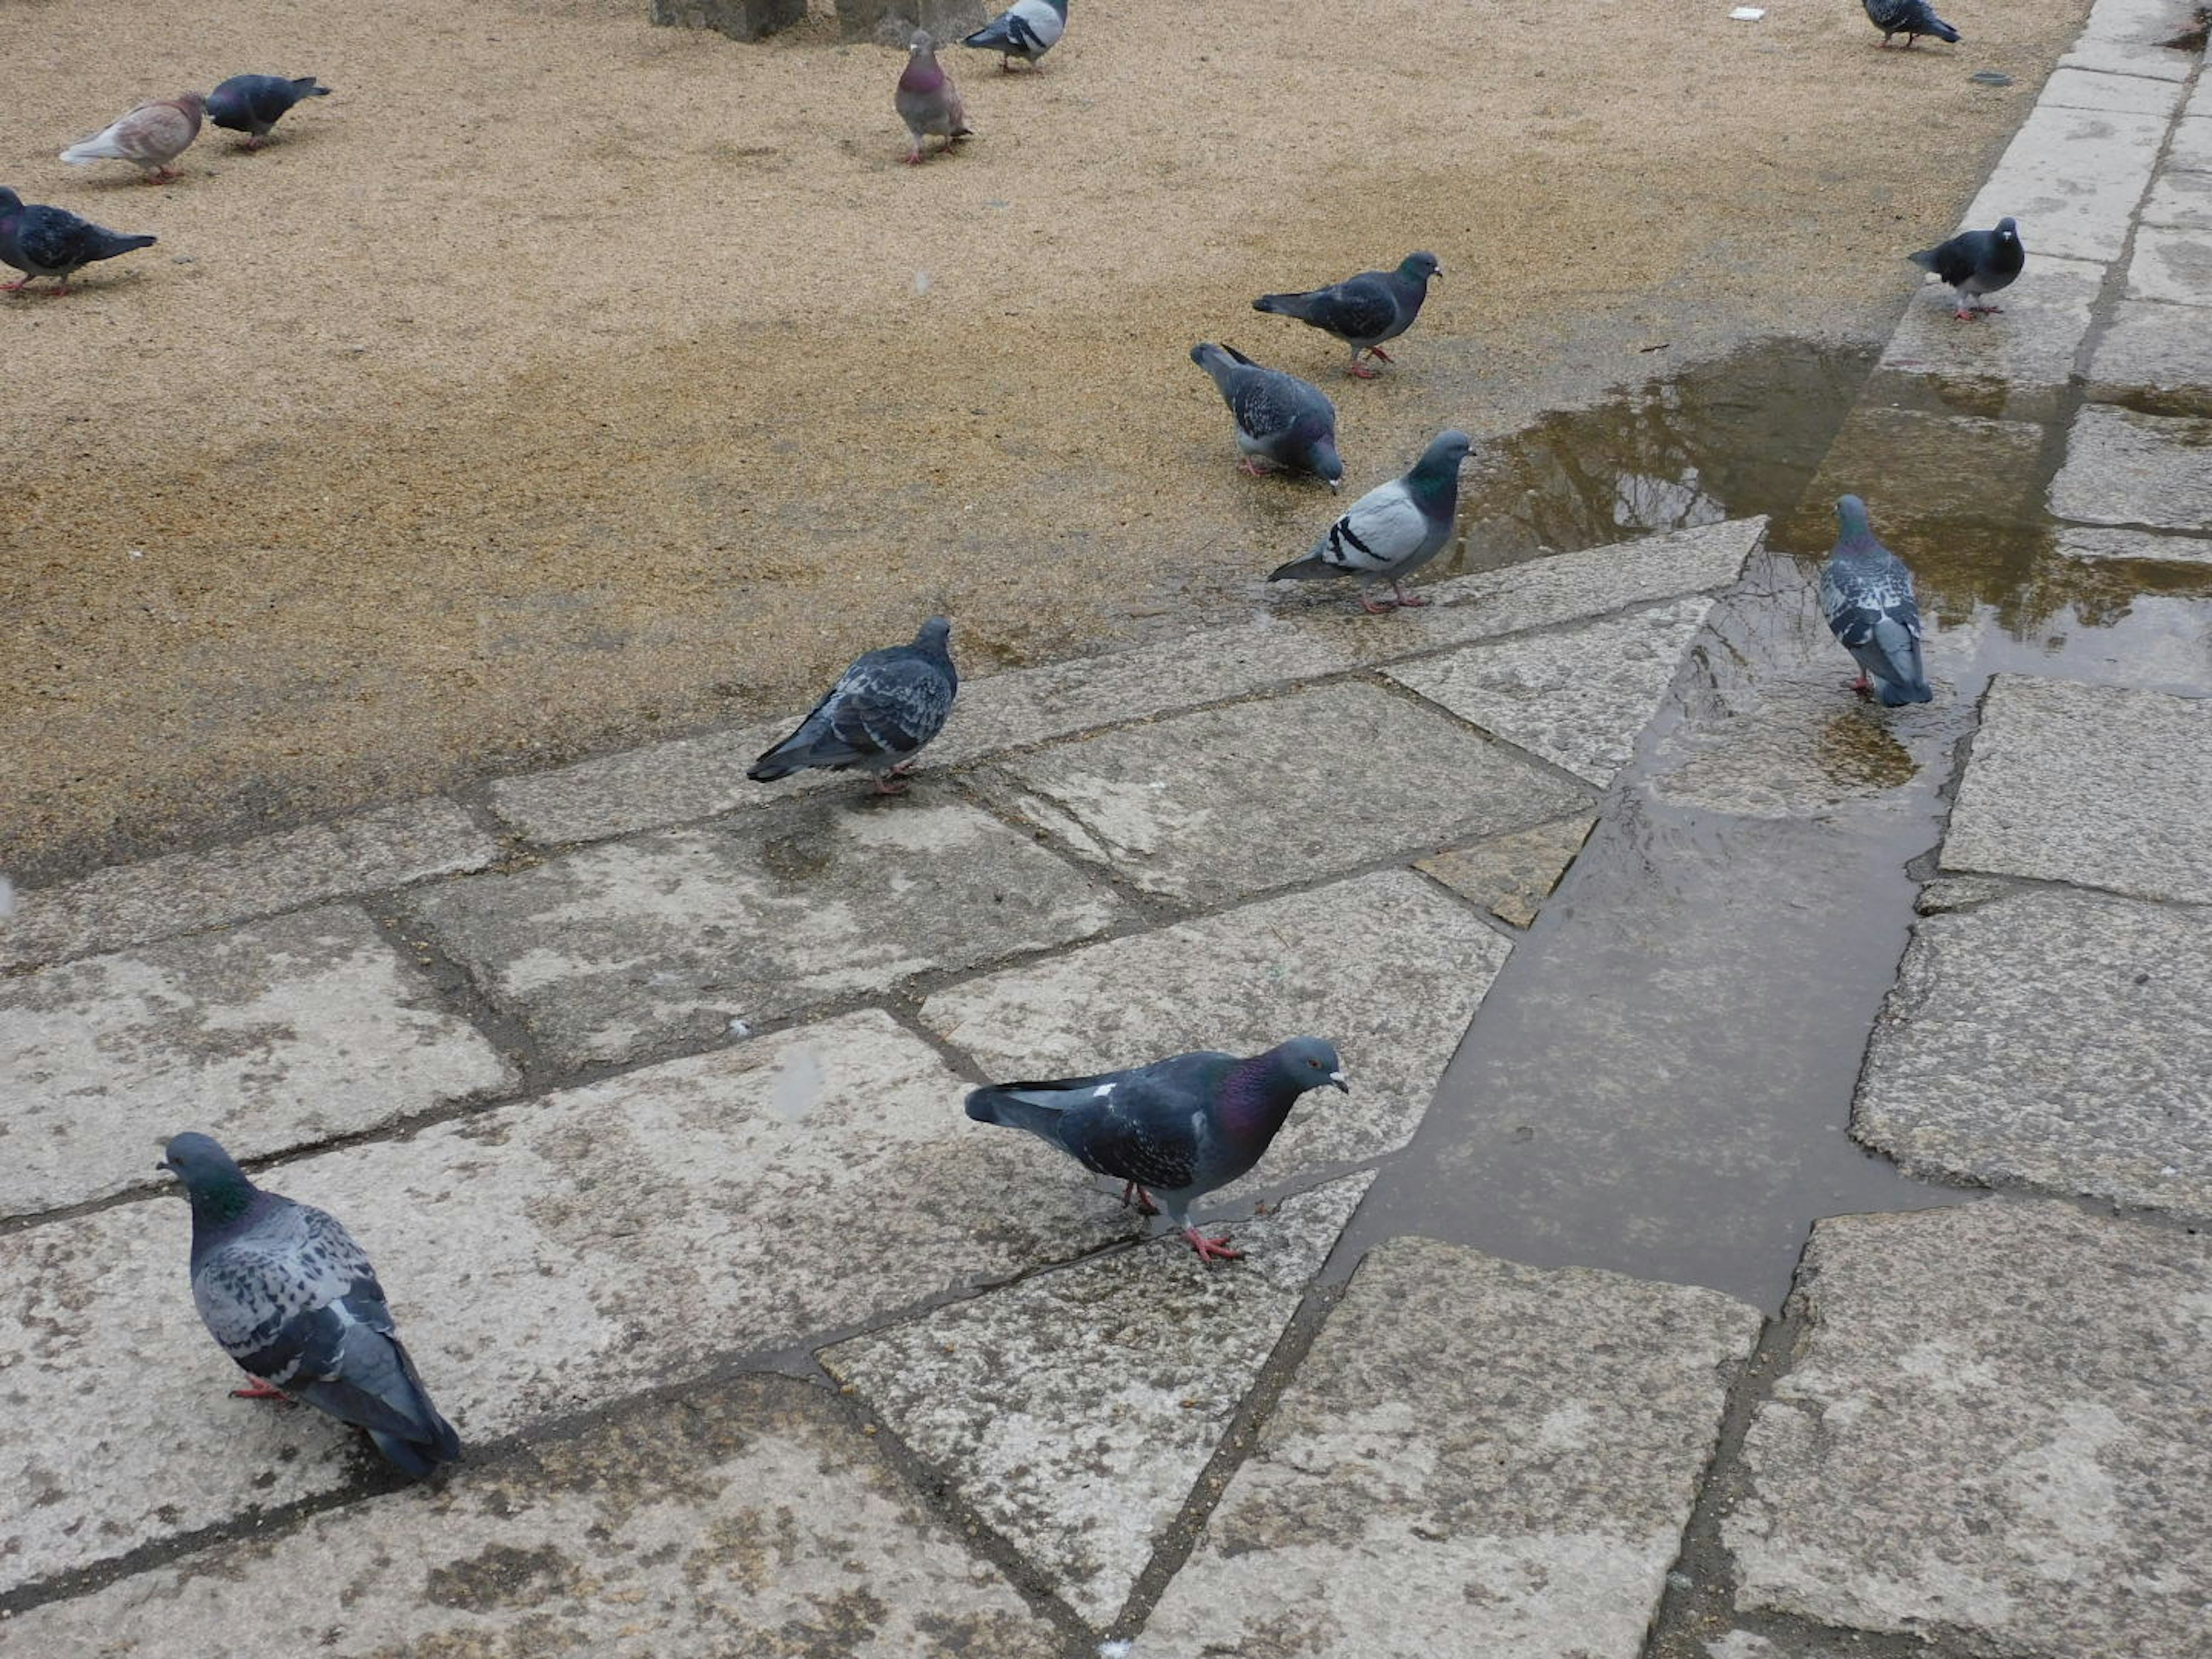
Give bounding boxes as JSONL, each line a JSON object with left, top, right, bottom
{"left": 1730, "top": 5, "right": 1765, "bottom": 16}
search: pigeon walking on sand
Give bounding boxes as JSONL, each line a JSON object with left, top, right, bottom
{"left": 896, "top": 31, "right": 972, "bottom": 164}
{"left": 1863, "top": 0, "right": 1960, "bottom": 46}
{"left": 1910, "top": 217, "right": 2023, "bottom": 321}
{"left": 1190, "top": 343, "right": 1343, "bottom": 490}
{"left": 207, "top": 74, "right": 332, "bottom": 148}
{"left": 1819, "top": 495, "right": 1932, "bottom": 706}
{"left": 748, "top": 617, "right": 959, "bottom": 794}
{"left": 1252, "top": 252, "right": 1442, "bottom": 378}
{"left": 60, "top": 92, "right": 206, "bottom": 181}
{"left": 965, "top": 1037, "right": 1349, "bottom": 1263}
{"left": 1, "top": 188, "right": 156, "bottom": 294}
{"left": 961, "top": 0, "right": 1067, "bottom": 69}
{"left": 161, "top": 1133, "right": 462, "bottom": 1479}
{"left": 1270, "top": 429, "right": 1473, "bottom": 611}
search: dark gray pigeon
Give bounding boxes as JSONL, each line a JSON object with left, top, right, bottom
{"left": 161, "top": 1133, "right": 461, "bottom": 1479}
{"left": 1252, "top": 252, "right": 1441, "bottom": 377}
{"left": 1910, "top": 217, "right": 2023, "bottom": 320}
{"left": 1819, "top": 495, "right": 1931, "bottom": 706}
{"left": 1270, "top": 429, "right": 1473, "bottom": 611}
{"left": 748, "top": 616, "right": 958, "bottom": 794}
{"left": 0, "top": 188, "right": 156, "bottom": 295}
{"left": 206, "top": 74, "right": 332, "bottom": 148}
{"left": 1863, "top": 0, "right": 1959, "bottom": 45}
{"left": 961, "top": 0, "right": 1067, "bottom": 69}
{"left": 1190, "top": 343, "right": 1343, "bottom": 490}
{"left": 966, "top": 1037, "right": 1348, "bottom": 1262}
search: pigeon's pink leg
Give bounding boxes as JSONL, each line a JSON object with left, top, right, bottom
{"left": 1952, "top": 308, "right": 1981, "bottom": 322}
{"left": 1, "top": 279, "right": 29, "bottom": 293}
{"left": 1119, "top": 1181, "right": 1159, "bottom": 1215}
{"left": 1391, "top": 581, "right": 1431, "bottom": 608}
{"left": 1850, "top": 673, "right": 1873, "bottom": 696}
{"left": 1183, "top": 1226, "right": 1244, "bottom": 1264}
{"left": 1366, "top": 346, "right": 1393, "bottom": 363}
{"left": 1357, "top": 592, "right": 1399, "bottom": 614}
{"left": 1346, "top": 363, "right": 1381, "bottom": 380}
{"left": 869, "top": 776, "right": 911, "bottom": 796}
{"left": 230, "top": 1378, "right": 289, "bottom": 1401}
{"left": 1238, "top": 457, "right": 1272, "bottom": 476}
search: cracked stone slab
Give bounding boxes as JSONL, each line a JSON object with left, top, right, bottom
{"left": 2058, "top": 525, "right": 2212, "bottom": 566}
{"left": 973, "top": 681, "right": 1589, "bottom": 907}
{"left": 919, "top": 870, "right": 1509, "bottom": 1206}
{"left": 2143, "top": 166, "right": 2212, "bottom": 230}
{"left": 1141, "top": 1237, "right": 1761, "bottom": 1658}
{"left": 0, "top": 798, "right": 498, "bottom": 971}
{"left": 2037, "top": 65, "right": 2189, "bottom": 116}
{"left": 1854, "top": 887, "right": 2212, "bottom": 1216}
{"left": 2056, "top": 37, "right": 2195, "bottom": 78}
{"left": 0, "top": 905, "right": 516, "bottom": 1221}
{"left": 1413, "top": 813, "right": 1595, "bottom": 927}
{"left": 412, "top": 798, "right": 1128, "bottom": 1067}
{"left": 0, "top": 1373, "right": 1064, "bottom": 1658}
{"left": 2049, "top": 404, "right": 2212, "bottom": 530}
{"left": 2126, "top": 222, "right": 2212, "bottom": 305}
{"left": 1880, "top": 254, "right": 2103, "bottom": 411}
{"left": 1727, "top": 1202, "right": 2212, "bottom": 1656}
{"left": 0, "top": 1011, "right": 1155, "bottom": 1592}
{"left": 2173, "top": 114, "right": 2212, "bottom": 169}
{"left": 1942, "top": 674, "right": 2212, "bottom": 903}
{"left": 823, "top": 1175, "right": 1372, "bottom": 1627}
{"left": 2083, "top": 298, "right": 2212, "bottom": 403}
{"left": 1964, "top": 104, "right": 2168, "bottom": 264}
{"left": 1385, "top": 596, "right": 1717, "bottom": 785}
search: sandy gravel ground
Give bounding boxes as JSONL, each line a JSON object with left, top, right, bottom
{"left": 1, "top": 0, "right": 2090, "bottom": 876}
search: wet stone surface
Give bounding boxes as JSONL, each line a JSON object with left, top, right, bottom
{"left": 1880, "top": 252, "right": 2104, "bottom": 415}
{"left": 2083, "top": 298, "right": 2212, "bottom": 406}
{"left": 2049, "top": 406, "right": 2212, "bottom": 531}
{"left": 1414, "top": 813, "right": 1596, "bottom": 927}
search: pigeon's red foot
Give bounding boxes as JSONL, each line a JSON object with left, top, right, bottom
{"left": 1850, "top": 673, "right": 1873, "bottom": 697}
{"left": 1357, "top": 593, "right": 1399, "bottom": 614}
{"left": 230, "top": 1378, "right": 289, "bottom": 1401}
{"left": 1367, "top": 347, "right": 1393, "bottom": 363}
{"left": 1346, "top": 362, "right": 1382, "bottom": 380}
{"left": 1392, "top": 588, "right": 1431, "bottom": 608}
{"left": 1183, "top": 1226, "right": 1244, "bottom": 1264}
{"left": 1951, "top": 309, "right": 1982, "bottom": 322}
{"left": 902, "top": 151, "right": 926, "bottom": 165}
{"left": 869, "top": 776, "right": 912, "bottom": 796}
{"left": 1238, "top": 457, "right": 1271, "bottom": 476}
{"left": 1, "top": 279, "right": 29, "bottom": 293}
{"left": 1120, "top": 1181, "right": 1159, "bottom": 1215}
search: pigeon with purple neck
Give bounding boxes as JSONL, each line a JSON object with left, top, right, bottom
{"left": 896, "top": 31, "right": 972, "bottom": 164}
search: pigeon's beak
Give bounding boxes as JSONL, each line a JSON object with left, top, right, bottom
{"left": 1327, "top": 1070, "right": 1350, "bottom": 1093}
{"left": 1327, "top": 479, "right": 1342, "bottom": 494}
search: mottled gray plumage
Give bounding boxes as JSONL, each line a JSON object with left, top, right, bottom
{"left": 1863, "top": 0, "right": 1959, "bottom": 45}
{"left": 1269, "top": 429, "right": 1472, "bottom": 610}
{"left": 1189, "top": 342, "right": 1343, "bottom": 490}
{"left": 748, "top": 616, "right": 958, "bottom": 792}
{"left": 1910, "top": 217, "right": 2023, "bottom": 320}
{"left": 163, "top": 1133, "right": 461, "bottom": 1478}
{"left": 896, "top": 31, "right": 972, "bottom": 163}
{"left": 206, "top": 74, "right": 331, "bottom": 147}
{"left": 1819, "top": 495, "right": 1931, "bottom": 706}
{"left": 966, "top": 1037, "right": 1349, "bottom": 1261}
{"left": 0, "top": 188, "right": 156, "bottom": 294}
{"left": 1252, "top": 252, "right": 1441, "bottom": 377}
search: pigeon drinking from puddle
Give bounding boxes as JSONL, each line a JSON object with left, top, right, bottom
{"left": 748, "top": 617, "right": 959, "bottom": 794}
{"left": 1819, "top": 495, "right": 1932, "bottom": 706}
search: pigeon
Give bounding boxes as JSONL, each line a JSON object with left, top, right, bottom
{"left": 961, "top": 0, "right": 1067, "bottom": 69}
{"left": 896, "top": 31, "right": 972, "bottom": 164}
{"left": 1189, "top": 343, "right": 1343, "bottom": 490}
{"left": 1269, "top": 429, "right": 1474, "bottom": 611}
{"left": 1252, "top": 252, "right": 1442, "bottom": 378}
{"left": 748, "top": 616, "right": 959, "bottom": 794}
{"left": 1818, "top": 495, "right": 1932, "bottom": 706}
{"left": 1863, "top": 0, "right": 1960, "bottom": 46}
{"left": 160, "top": 1133, "right": 461, "bottom": 1479}
{"left": 0, "top": 188, "right": 157, "bottom": 295}
{"left": 1910, "top": 217, "right": 2024, "bottom": 321}
{"left": 965, "top": 1037, "right": 1349, "bottom": 1263}
{"left": 60, "top": 92, "right": 207, "bottom": 181}
{"left": 207, "top": 74, "right": 332, "bottom": 149}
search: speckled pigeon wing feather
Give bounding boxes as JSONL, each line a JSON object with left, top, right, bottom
{"left": 750, "top": 647, "right": 953, "bottom": 777}
{"left": 191, "top": 1201, "right": 377, "bottom": 1368}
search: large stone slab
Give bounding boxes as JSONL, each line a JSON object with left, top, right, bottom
{"left": 823, "top": 1176, "right": 1372, "bottom": 1627}
{"left": 2048, "top": 404, "right": 2212, "bottom": 531}
{"left": 1141, "top": 1237, "right": 1761, "bottom": 1658}
{"left": 0, "top": 905, "right": 514, "bottom": 1220}
{"left": 1854, "top": 887, "right": 2212, "bottom": 1216}
{"left": 920, "top": 871, "right": 1510, "bottom": 1205}
{"left": 1414, "top": 813, "right": 1596, "bottom": 927}
{"left": 2125, "top": 222, "right": 2212, "bottom": 305}
{"left": 1728, "top": 1202, "right": 2212, "bottom": 1656}
{"left": 1880, "top": 253, "right": 2103, "bottom": 410}
{"left": 413, "top": 798, "right": 1127, "bottom": 1067}
{"left": 2058, "top": 524, "right": 2212, "bottom": 566}
{"left": 1942, "top": 673, "right": 2212, "bottom": 902}
{"left": 1963, "top": 104, "right": 2169, "bottom": 264}
{"left": 2036, "top": 65, "right": 2188, "bottom": 116}
{"left": 2143, "top": 165, "right": 2212, "bottom": 230}
{"left": 0, "top": 1012, "right": 1154, "bottom": 1592}
{"left": 2082, "top": 298, "right": 2212, "bottom": 405}
{"left": 0, "top": 798, "right": 497, "bottom": 970}
{"left": 2079, "top": 0, "right": 2199, "bottom": 46}
{"left": 1808, "top": 408, "right": 2047, "bottom": 532}
{"left": 2056, "top": 37, "right": 2195, "bottom": 79}
{"left": 1385, "top": 596, "right": 1717, "bottom": 785}
{"left": 974, "top": 682, "right": 1589, "bottom": 907}
{"left": 2172, "top": 114, "right": 2212, "bottom": 170}
{"left": 1, "top": 1374, "right": 1063, "bottom": 1657}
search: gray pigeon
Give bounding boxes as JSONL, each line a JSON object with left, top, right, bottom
{"left": 961, "top": 0, "right": 1067, "bottom": 69}
{"left": 161, "top": 1133, "right": 461, "bottom": 1479}
{"left": 896, "top": 31, "right": 972, "bottom": 164}
{"left": 206, "top": 74, "right": 332, "bottom": 148}
{"left": 1863, "top": 0, "right": 1960, "bottom": 46}
{"left": 1252, "top": 252, "right": 1441, "bottom": 377}
{"left": 1269, "top": 429, "right": 1473, "bottom": 611}
{"left": 1190, "top": 343, "right": 1343, "bottom": 490}
{"left": 748, "top": 616, "right": 959, "bottom": 793}
{"left": 1819, "top": 495, "right": 1932, "bottom": 706}
{"left": 1, "top": 188, "right": 156, "bottom": 294}
{"left": 965, "top": 1037, "right": 1349, "bottom": 1262}
{"left": 1910, "top": 217, "right": 2023, "bottom": 320}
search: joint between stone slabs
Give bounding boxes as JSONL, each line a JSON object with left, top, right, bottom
{"left": 1352, "top": 666, "right": 1615, "bottom": 801}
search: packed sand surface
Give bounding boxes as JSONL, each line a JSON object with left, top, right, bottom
{"left": 1, "top": 0, "right": 2091, "bottom": 876}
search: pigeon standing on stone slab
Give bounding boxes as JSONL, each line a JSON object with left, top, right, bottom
{"left": 1270, "top": 430, "right": 1474, "bottom": 611}
{"left": 1189, "top": 343, "right": 1344, "bottom": 490}
{"left": 1252, "top": 252, "right": 1442, "bottom": 378}
{"left": 961, "top": 0, "right": 1067, "bottom": 70}
{"left": 60, "top": 92, "right": 207, "bottom": 181}
{"left": 206, "top": 74, "right": 332, "bottom": 148}
{"left": 1862, "top": 0, "right": 1960, "bottom": 46}
{"left": 0, "top": 188, "right": 157, "bottom": 294}
{"left": 896, "top": 31, "right": 972, "bottom": 164}
{"left": 748, "top": 616, "right": 959, "bottom": 794}
{"left": 161, "top": 1134, "right": 462, "bottom": 1479}
{"left": 1819, "top": 495, "right": 1932, "bottom": 706}
{"left": 965, "top": 1037, "right": 1349, "bottom": 1263}
{"left": 1910, "top": 217, "right": 2024, "bottom": 321}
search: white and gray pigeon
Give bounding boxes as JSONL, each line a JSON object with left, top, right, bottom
{"left": 896, "top": 31, "right": 972, "bottom": 164}
{"left": 162, "top": 1133, "right": 461, "bottom": 1479}
{"left": 1, "top": 188, "right": 157, "bottom": 294}
{"left": 1819, "top": 495, "right": 1932, "bottom": 706}
{"left": 1863, "top": 0, "right": 1960, "bottom": 46}
{"left": 1252, "top": 252, "right": 1442, "bottom": 377}
{"left": 961, "top": 0, "right": 1067, "bottom": 70}
{"left": 748, "top": 616, "right": 959, "bottom": 794}
{"left": 966, "top": 1037, "right": 1349, "bottom": 1263}
{"left": 1910, "top": 217, "right": 2024, "bottom": 321}
{"left": 1189, "top": 342, "right": 1343, "bottom": 490}
{"left": 1269, "top": 429, "right": 1473, "bottom": 611}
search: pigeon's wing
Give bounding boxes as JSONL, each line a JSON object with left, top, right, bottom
{"left": 1312, "top": 479, "right": 1428, "bottom": 573}
{"left": 751, "top": 648, "right": 952, "bottom": 777}
{"left": 14, "top": 207, "right": 95, "bottom": 272}
{"left": 1227, "top": 369, "right": 1305, "bottom": 441}
{"left": 1300, "top": 275, "right": 1400, "bottom": 342}
{"left": 1046, "top": 1065, "right": 1236, "bottom": 1192}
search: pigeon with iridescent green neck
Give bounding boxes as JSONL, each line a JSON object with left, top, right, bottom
{"left": 1190, "top": 342, "right": 1343, "bottom": 490}
{"left": 1270, "top": 429, "right": 1472, "bottom": 611}
{"left": 1252, "top": 252, "right": 1441, "bottom": 378}
{"left": 961, "top": 0, "right": 1067, "bottom": 70}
